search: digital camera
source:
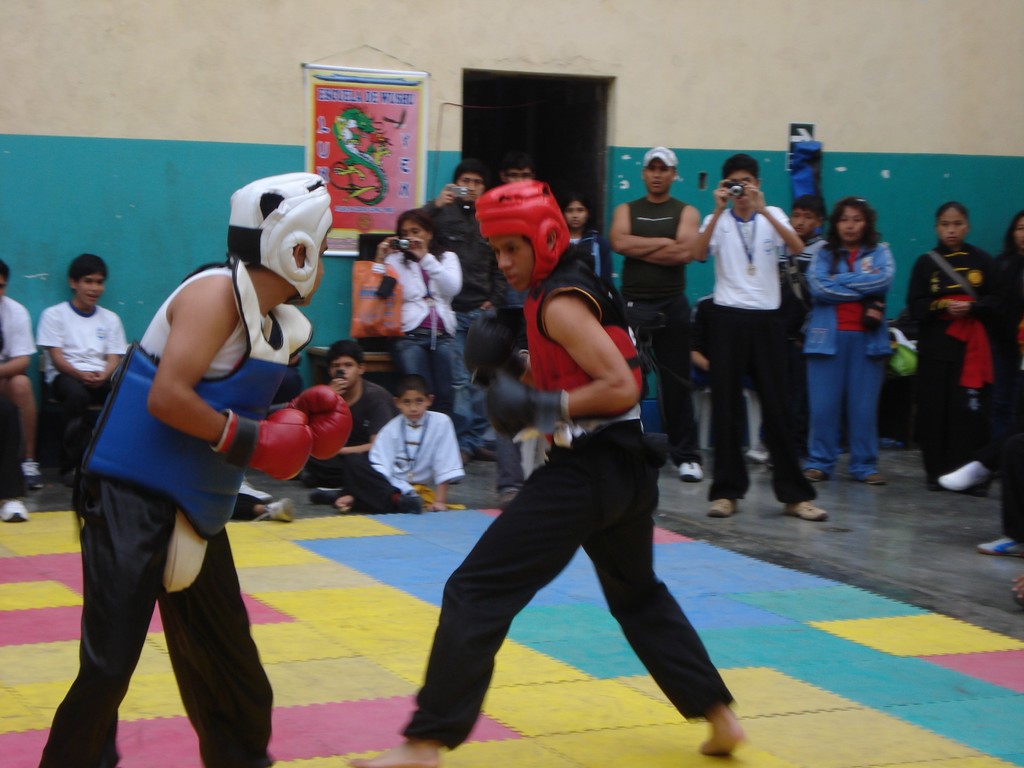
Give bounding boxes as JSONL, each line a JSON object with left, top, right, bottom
{"left": 452, "top": 185, "right": 471, "bottom": 197}
{"left": 725, "top": 181, "right": 746, "bottom": 198}
{"left": 393, "top": 237, "right": 411, "bottom": 250}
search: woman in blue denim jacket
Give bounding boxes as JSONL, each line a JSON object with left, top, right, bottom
{"left": 802, "top": 197, "right": 895, "bottom": 484}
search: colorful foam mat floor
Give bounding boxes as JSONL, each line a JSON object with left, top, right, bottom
{"left": 2, "top": 508, "right": 1023, "bottom": 767}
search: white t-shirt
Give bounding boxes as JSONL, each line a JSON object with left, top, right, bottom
{"left": 701, "top": 205, "right": 793, "bottom": 310}
{"left": 0, "top": 295, "right": 36, "bottom": 364}
{"left": 369, "top": 411, "right": 464, "bottom": 495}
{"left": 36, "top": 301, "right": 128, "bottom": 383}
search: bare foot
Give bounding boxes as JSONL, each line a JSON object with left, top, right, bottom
{"left": 700, "top": 702, "right": 745, "bottom": 757}
{"left": 349, "top": 739, "right": 441, "bottom": 768}
{"left": 334, "top": 494, "right": 354, "bottom": 513}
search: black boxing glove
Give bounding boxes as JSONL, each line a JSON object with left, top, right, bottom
{"left": 485, "top": 372, "right": 568, "bottom": 437}
{"left": 464, "top": 312, "right": 525, "bottom": 384}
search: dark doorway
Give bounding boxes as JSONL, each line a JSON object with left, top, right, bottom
{"left": 462, "top": 71, "right": 611, "bottom": 230}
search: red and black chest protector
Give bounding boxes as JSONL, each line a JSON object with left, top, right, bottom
{"left": 525, "top": 258, "right": 642, "bottom": 410}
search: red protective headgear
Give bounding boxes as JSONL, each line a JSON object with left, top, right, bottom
{"left": 475, "top": 181, "right": 569, "bottom": 285}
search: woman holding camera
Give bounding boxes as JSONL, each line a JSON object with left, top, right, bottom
{"left": 803, "top": 196, "right": 895, "bottom": 485}
{"left": 376, "top": 209, "right": 462, "bottom": 417}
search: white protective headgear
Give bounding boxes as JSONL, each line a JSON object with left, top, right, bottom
{"left": 227, "top": 172, "right": 333, "bottom": 300}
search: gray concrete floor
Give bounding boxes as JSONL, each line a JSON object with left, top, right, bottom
{"left": 21, "top": 444, "right": 1023, "bottom": 639}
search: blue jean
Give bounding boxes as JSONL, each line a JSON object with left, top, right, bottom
{"left": 805, "top": 331, "right": 886, "bottom": 479}
{"left": 391, "top": 331, "right": 455, "bottom": 418}
{"left": 452, "top": 309, "right": 490, "bottom": 453}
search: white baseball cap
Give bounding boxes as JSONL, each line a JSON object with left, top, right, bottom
{"left": 643, "top": 146, "right": 678, "bottom": 168}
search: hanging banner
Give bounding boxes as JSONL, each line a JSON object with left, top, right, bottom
{"left": 304, "top": 65, "right": 429, "bottom": 254}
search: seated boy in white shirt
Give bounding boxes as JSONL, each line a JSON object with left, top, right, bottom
{"left": 368, "top": 374, "right": 464, "bottom": 513}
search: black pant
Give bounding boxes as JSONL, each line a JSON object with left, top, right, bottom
{"left": 0, "top": 396, "right": 24, "bottom": 499}
{"left": 707, "top": 305, "right": 813, "bottom": 503}
{"left": 1001, "top": 434, "right": 1024, "bottom": 542}
{"left": 50, "top": 374, "right": 110, "bottom": 473}
{"left": 40, "top": 479, "right": 273, "bottom": 768}
{"left": 303, "top": 452, "right": 397, "bottom": 512}
{"left": 914, "top": 356, "right": 990, "bottom": 483}
{"left": 402, "top": 422, "right": 732, "bottom": 749}
{"left": 624, "top": 294, "right": 700, "bottom": 465}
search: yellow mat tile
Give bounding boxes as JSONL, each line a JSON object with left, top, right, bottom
{"left": 251, "top": 621, "right": 356, "bottom": 664}
{"left": 0, "top": 580, "right": 82, "bottom": 610}
{"left": 884, "top": 758, "right": 1022, "bottom": 767}
{"left": 442, "top": 738, "right": 588, "bottom": 767}
{"left": 0, "top": 688, "right": 41, "bottom": 734}
{"left": 273, "top": 516, "right": 406, "bottom": 541}
{"left": 536, "top": 722, "right": 798, "bottom": 768}
{"left": 253, "top": 585, "right": 428, "bottom": 623}
{"left": 492, "top": 642, "right": 592, "bottom": 688}
{"left": 237, "top": 561, "right": 380, "bottom": 593}
{"left": 0, "top": 640, "right": 81, "bottom": 686}
{"left": 326, "top": 621, "right": 436, "bottom": 660}
{"left": 0, "top": 542, "right": 19, "bottom": 557}
{"left": 276, "top": 759, "right": 351, "bottom": 768}
{"left": 620, "top": 667, "right": 862, "bottom": 718}
{"left": 0, "top": 518, "right": 81, "bottom": 556}
{"left": 119, "top": 671, "right": 187, "bottom": 720}
{"left": 266, "top": 656, "right": 415, "bottom": 706}
{"left": 10, "top": 679, "right": 78, "bottom": 730}
{"left": 483, "top": 678, "right": 679, "bottom": 737}
{"left": 229, "top": 540, "right": 326, "bottom": 568}
{"left": 810, "top": 614, "right": 1024, "bottom": 656}
{"left": 740, "top": 708, "right": 978, "bottom": 767}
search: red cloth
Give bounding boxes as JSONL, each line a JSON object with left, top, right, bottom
{"left": 835, "top": 249, "right": 864, "bottom": 331}
{"left": 944, "top": 294, "right": 993, "bottom": 388}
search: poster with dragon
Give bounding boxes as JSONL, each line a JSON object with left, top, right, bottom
{"left": 304, "top": 65, "right": 428, "bottom": 254}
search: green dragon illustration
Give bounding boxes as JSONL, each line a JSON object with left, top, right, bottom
{"left": 330, "top": 107, "right": 390, "bottom": 205}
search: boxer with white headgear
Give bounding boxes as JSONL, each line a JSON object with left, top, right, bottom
{"left": 41, "top": 172, "right": 351, "bottom": 768}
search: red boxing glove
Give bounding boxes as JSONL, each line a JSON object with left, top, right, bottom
{"left": 213, "top": 408, "right": 314, "bottom": 480}
{"left": 289, "top": 385, "right": 353, "bottom": 459}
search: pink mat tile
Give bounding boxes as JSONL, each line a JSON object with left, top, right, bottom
{"left": 1, "top": 698, "right": 520, "bottom": 768}
{"left": 922, "top": 649, "right": 1024, "bottom": 693}
{"left": 270, "top": 696, "right": 521, "bottom": 760}
{"left": 0, "top": 605, "right": 82, "bottom": 646}
{"left": 0, "top": 728, "right": 50, "bottom": 768}
{"left": 653, "top": 527, "right": 693, "bottom": 543}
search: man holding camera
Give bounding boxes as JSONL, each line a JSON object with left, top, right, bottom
{"left": 422, "top": 159, "right": 506, "bottom": 464}
{"left": 694, "top": 153, "right": 825, "bottom": 521}
{"left": 610, "top": 146, "right": 704, "bottom": 484}
{"left": 300, "top": 339, "right": 397, "bottom": 509}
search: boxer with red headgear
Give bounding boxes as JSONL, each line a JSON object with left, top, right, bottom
{"left": 352, "top": 181, "right": 743, "bottom": 768}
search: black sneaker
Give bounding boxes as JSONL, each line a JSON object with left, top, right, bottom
{"left": 309, "top": 487, "right": 344, "bottom": 505}
{"left": 395, "top": 492, "right": 423, "bottom": 514}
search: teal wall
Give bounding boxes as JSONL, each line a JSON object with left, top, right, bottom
{"left": 2, "top": 134, "right": 1021, "bottom": 388}
{"left": 607, "top": 148, "right": 1024, "bottom": 307}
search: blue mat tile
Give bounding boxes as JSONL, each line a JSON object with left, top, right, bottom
{"left": 525, "top": 636, "right": 647, "bottom": 679}
{"left": 698, "top": 624, "right": 883, "bottom": 670}
{"left": 786, "top": 654, "right": 1019, "bottom": 708}
{"left": 884, "top": 697, "right": 1024, "bottom": 759}
{"left": 510, "top": 604, "right": 623, "bottom": 645}
{"left": 731, "top": 585, "right": 927, "bottom": 622}
{"left": 679, "top": 595, "right": 797, "bottom": 631}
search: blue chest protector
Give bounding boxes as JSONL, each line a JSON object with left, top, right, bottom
{"left": 83, "top": 344, "right": 285, "bottom": 538}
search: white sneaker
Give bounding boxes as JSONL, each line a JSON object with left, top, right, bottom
{"left": 21, "top": 460, "right": 43, "bottom": 490}
{"left": 1, "top": 499, "right": 29, "bottom": 523}
{"left": 745, "top": 445, "right": 770, "bottom": 464}
{"left": 939, "top": 461, "right": 992, "bottom": 492}
{"left": 238, "top": 477, "right": 274, "bottom": 502}
{"left": 254, "top": 498, "right": 295, "bottom": 522}
{"left": 679, "top": 462, "right": 704, "bottom": 482}
{"left": 977, "top": 537, "right": 1024, "bottom": 557}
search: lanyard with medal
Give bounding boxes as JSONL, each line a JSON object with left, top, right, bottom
{"left": 399, "top": 412, "right": 430, "bottom": 483}
{"left": 731, "top": 210, "right": 758, "bottom": 276}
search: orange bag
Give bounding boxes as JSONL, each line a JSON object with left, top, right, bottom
{"left": 350, "top": 260, "right": 404, "bottom": 337}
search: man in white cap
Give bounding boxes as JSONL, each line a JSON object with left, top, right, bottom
{"left": 40, "top": 173, "right": 352, "bottom": 768}
{"left": 610, "top": 146, "right": 704, "bottom": 483}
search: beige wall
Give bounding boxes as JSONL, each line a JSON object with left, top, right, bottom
{"left": 3, "top": 0, "right": 1022, "bottom": 156}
